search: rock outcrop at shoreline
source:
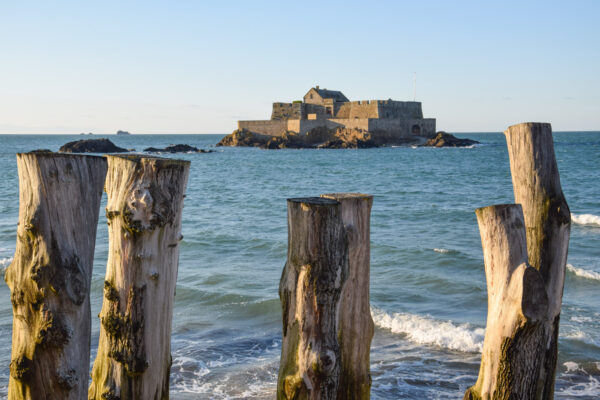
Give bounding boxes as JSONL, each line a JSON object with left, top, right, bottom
{"left": 143, "top": 144, "right": 214, "bottom": 153}
{"left": 217, "top": 128, "right": 479, "bottom": 149}
{"left": 217, "top": 127, "right": 419, "bottom": 149}
{"left": 59, "top": 138, "right": 129, "bottom": 153}
{"left": 422, "top": 132, "right": 480, "bottom": 147}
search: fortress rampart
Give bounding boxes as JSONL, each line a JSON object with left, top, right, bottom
{"left": 239, "top": 87, "right": 436, "bottom": 139}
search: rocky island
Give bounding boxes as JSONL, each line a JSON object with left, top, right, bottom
{"left": 59, "top": 138, "right": 129, "bottom": 153}
{"left": 143, "top": 144, "right": 214, "bottom": 153}
{"left": 423, "top": 132, "right": 479, "bottom": 147}
{"left": 217, "top": 86, "right": 477, "bottom": 148}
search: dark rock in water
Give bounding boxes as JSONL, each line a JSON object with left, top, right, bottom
{"left": 59, "top": 138, "right": 129, "bottom": 153}
{"left": 116, "top": 130, "right": 131, "bottom": 135}
{"left": 143, "top": 144, "right": 214, "bottom": 153}
{"left": 30, "top": 149, "right": 53, "bottom": 153}
{"left": 217, "top": 129, "right": 271, "bottom": 147}
{"left": 423, "top": 132, "right": 480, "bottom": 147}
{"left": 263, "top": 137, "right": 286, "bottom": 150}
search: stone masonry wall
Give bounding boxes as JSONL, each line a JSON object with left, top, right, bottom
{"left": 239, "top": 117, "right": 435, "bottom": 138}
{"left": 238, "top": 120, "right": 289, "bottom": 136}
{"left": 271, "top": 102, "right": 302, "bottom": 120}
{"left": 377, "top": 101, "right": 423, "bottom": 119}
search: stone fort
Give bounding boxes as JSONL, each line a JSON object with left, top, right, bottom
{"left": 238, "top": 86, "right": 436, "bottom": 139}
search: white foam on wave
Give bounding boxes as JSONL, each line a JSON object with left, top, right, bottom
{"left": 570, "top": 315, "right": 593, "bottom": 323}
{"left": 564, "top": 361, "right": 581, "bottom": 373}
{"left": 571, "top": 213, "right": 600, "bottom": 227}
{"left": 567, "top": 264, "right": 600, "bottom": 281}
{"left": 371, "top": 307, "right": 484, "bottom": 353}
{"left": 562, "top": 329, "right": 600, "bottom": 348}
{"left": 1, "top": 257, "right": 13, "bottom": 272}
{"left": 559, "top": 361, "right": 600, "bottom": 397}
{"left": 433, "top": 248, "right": 450, "bottom": 254}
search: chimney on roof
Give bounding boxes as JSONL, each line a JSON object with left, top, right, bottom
{"left": 316, "top": 85, "right": 319, "bottom": 89}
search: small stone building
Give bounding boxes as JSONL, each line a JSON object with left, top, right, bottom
{"left": 238, "top": 87, "right": 436, "bottom": 139}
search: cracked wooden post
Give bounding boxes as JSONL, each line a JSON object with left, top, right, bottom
{"left": 505, "top": 122, "right": 571, "bottom": 398}
{"left": 5, "top": 152, "right": 107, "bottom": 400}
{"left": 278, "top": 197, "right": 348, "bottom": 400}
{"left": 464, "top": 204, "right": 549, "bottom": 400}
{"left": 321, "top": 193, "right": 374, "bottom": 400}
{"left": 88, "top": 155, "right": 190, "bottom": 400}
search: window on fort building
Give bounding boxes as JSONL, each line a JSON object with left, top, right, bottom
{"left": 326, "top": 108, "right": 332, "bottom": 115}
{"left": 310, "top": 94, "right": 313, "bottom": 99}
{"left": 412, "top": 125, "right": 421, "bottom": 134}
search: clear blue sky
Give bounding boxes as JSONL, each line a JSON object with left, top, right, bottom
{"left": 1, "top": 0, "right": 598, "bottom": 134}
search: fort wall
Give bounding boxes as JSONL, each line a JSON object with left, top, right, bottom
{"left": 377, "top": 101, "right": 423, "bottom": 119}
{"left": 239, "top": 117, "right": 435, "bottom": 138}
{"left": 271, "top": 102, "right": 302, "bottom": 120}
{"left": 238, "top": 120, "right": 288, "bottom": 136}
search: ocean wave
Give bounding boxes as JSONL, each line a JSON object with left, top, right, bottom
{"left": 432, "top": 248, "right": 459, "bottom": 255}
{"left": 567, "top": 264, "right": 600, "bottom": 281}
{"left": 562, "top": 329, "right": 600, "bottom": 348}
{"left": 371, "top": 307, "right": 484, "bottom": 353}
{"left": 0, "top": 257, "right": 13, "bottom": 272}
{"left": 571, "top": 213, "right": 600, "bottom": 227}
{"left": 558, "top": 361, "right": 600, "bottom": 397}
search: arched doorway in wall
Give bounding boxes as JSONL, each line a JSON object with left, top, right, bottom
{"left": 411, "top": 124, "right": 421, "bottom": 134}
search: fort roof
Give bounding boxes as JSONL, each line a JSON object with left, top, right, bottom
{"left": 310, "top": 87, "right": 349, "bottom": 103}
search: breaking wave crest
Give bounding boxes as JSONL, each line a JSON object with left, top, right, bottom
{"left": 571, "top": 213, "right": 600, "bottom": 227}
{"left": 567, "top": 264, "right": 600, "bottom": 281}
{"left": 0, "top": 257, "right": 13, "bottom": 272}
{"left": 371, "top": 307, "right": 484, "bottom": 353}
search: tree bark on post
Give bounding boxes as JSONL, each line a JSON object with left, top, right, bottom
{"left": 464, "top": 205, "right": 549, "bottom": 400}
{"left": 321, "top": 193, "right": 374, "bottom": 400}
{"left": 89, "top": 155, "right": 190, "bottom": 400}
{"left": 504, "top": 122, "right": 571, "bottom": 398}
{"left": 278, "top": 197, "right": 348, "bottom": 400}
{"left": 5, "top": 152, "right": 107, "bottom": 400}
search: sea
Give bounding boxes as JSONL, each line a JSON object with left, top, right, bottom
{"left": 0, "top": 132, "right": 598, "bottom": 399}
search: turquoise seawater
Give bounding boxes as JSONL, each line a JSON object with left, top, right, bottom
{"left": 0, "top": 133, "right": 598, "bottom": 398}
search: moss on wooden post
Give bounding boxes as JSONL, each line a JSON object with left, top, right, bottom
{"left": 278, "top": 197, "right": 348, "bottom": 400}
{"left": 6, "top": 152, "right": 107, "bottom": 400}
{"left": 464, "top": 205, "right": 549, "bottom": 400}
{"left": 88, "top": 155, "right": 190, "bottom": 400}
{"left": 321, "top": 193, "right": 374, "bottom": 400}
{"left": 504, "top": 122, "right": 571, "bottom": 398}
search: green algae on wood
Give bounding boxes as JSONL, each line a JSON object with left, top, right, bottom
{"left": 89, "top": 155, "right": 190, "bottom": 400}
{"left": 278, "top": 197, "right": 347, "bottom": 400}
{"left": 321, "top": 193, "right": 374, "bottom": 400}
{"left": 504, "top": 122, "right": 571, "bottom": 399}
{"left": 465, "top": 205, "right": 549, "bottom": 400}
{"left": 6, "top": 152, "right": 107, "bottom": 400}
{"left": 278, "top": 194, "right": 374, "bottom": 400}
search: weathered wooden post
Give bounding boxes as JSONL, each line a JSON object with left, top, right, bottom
{"left": 278, "top": 197, "right": 348, "bottom": 400}
{"left": 464, "top": 204, "right": 549, "bottom": 400}
{"left": 505, "top": 122, "right": 571, "bottom": 398}
{"left": 321, "top": 193, "right": 374, "bottom": 400}
{"left": 5, "top": 152, "right": 107, "bottom": 400}
{"left": 88, "top": 155, "right": 190, "bottom": 400}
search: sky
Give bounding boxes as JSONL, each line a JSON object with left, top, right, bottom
{"left": 0, "top": 0, "right": 599, "bottom": 134}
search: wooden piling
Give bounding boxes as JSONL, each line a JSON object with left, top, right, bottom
{"left": 504, "top": 122, "right": 571, "bottom": 398}
{"left": 6, "top": 152, "right": 107, "bottom": 400}
{"left": 464, "top": 204, "right": 549, "bottom": 400}
{"left": 88, "top": 155, "right": 190, "bottom": 400}
{"left": 321, "top": 193, "right": 374, "bottom": 400}
{"left": 278, "top": 197, "right": 348, "bottom": 400}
